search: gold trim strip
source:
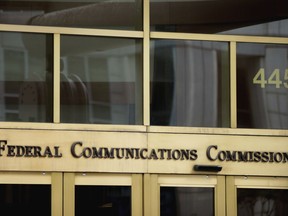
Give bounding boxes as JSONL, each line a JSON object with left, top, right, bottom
{"left": 0, "top": 172, "right": 51, "bottom": 184}
{"left": 52, "top": 173, "right": 63, "bottom": 216}
{"left": 147, "top": 126, "right": 288, "bottom": 137}
{"left": 158, "top": 175, "right": 217, "bottom": 185}
{"left": 0, "top": 122, "right": 288, "bottom": 136}
{"left": 151, "top": 32, "right": 288, "bottom": 44}
{"left": 0, "top": 122, "right": 147, "bottom": 132}
{"left": 235, "top": 176, "right": 288, "bottom": 187}
{"left": 144, "top": 174, "right": 160, "bottom": 216}
{"left": 132, "top": 174, "right": 143, "bottom": 216}
{"left": 216, "top": 176, "right": 226, "bottom": 216}
{"left": 2, "top": 25, "right": 288, "bottom": 44}
{"left": 0, "top": 24, "right": 143, "bottom": 38}
{"left": 74, "top": 173, "right": 131, "bottom": 185}
{"left": 53, "top": 34, "right": 60, "bottom": 123}
{"left": 226, "top": 176, "right": 237, "bottom": 216}
{"left": 230, "top": 42, "right": 237, "bottom": 128}
{"left": 64, "top": 173, "right": 75, "bottom": 216}
{"left": 143, "top": 0, "right": 150, "bottom": 125}
{"left": 151, "top": 174, "right": 159, "bottom": 216}
{"left": 144, "top": 174, "right": 151, "bottom": 216}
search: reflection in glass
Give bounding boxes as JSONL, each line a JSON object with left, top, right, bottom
{"left": 75, "top": 186, "right": 131, "bottom": 216}
{"left": 60, "top": 35, "right": 142, "bottom": 124}
{"left": 151, "top": 40, "right": 229, "bottom": 127}
{"left": 0, "top": 32, "right": 53, "bottom": 122}
{"left": 0, "top": 0, "right": 142, "bottom": 30}
{"left": 161, "top": 187, "right": 214, "bottom": 216}
{"left": 150, "top": 0, "right": 288, "bottom": 37}
{"left": 237, "top": 188, "right": 288, "bottom": 216}
{"left": 220, "top": 19, "right": 288, "bottom": 37}
{"left": 0, "top": 184, "right": 51, "bottom": 216}
{"left": 237, "top": 43, "right": 288, "bottom": 129}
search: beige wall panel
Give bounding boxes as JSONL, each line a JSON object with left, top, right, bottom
{"left": 147, "top": 133, "right": 288, "bottom": 176}
{"left": 0, "top": 129, "right": 147, "bottom": 173}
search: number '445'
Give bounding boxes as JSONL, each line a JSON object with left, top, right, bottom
{"left": 253, "top": 68, "right": 288, "bottom": 88}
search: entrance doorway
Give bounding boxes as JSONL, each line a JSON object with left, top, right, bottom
{"left": 227, "top": 176, "right": 288, "bottom": 216}
{"left": 0, "top": 172, "right": 62, "bottom": 216}
{"left": 144, "top": 174, "right": 225, "bottom": 216}
{"left": 63, "top": 173, "right": 142, "bottom": 216}
{"left": 144, "top": 174, "right": 288, "bottom": 216}
{"left": 1, "top": 172, "right": 287, "bottom": 216}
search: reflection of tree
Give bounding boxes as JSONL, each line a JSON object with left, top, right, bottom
{"left": 237, "top": 189, "right": 288, "bottom": 216}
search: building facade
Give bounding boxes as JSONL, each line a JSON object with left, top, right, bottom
{"left": 0, "top": 0, "right": 288, "bottom": 215}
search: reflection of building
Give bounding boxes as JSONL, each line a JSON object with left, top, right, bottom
{"left": 151, "top": 40, "right": 228, "bottom": 127}
{"left": 0, "top": 1, "right": 288, "bottom": 216}
{"left": 237, "top": 44, "right": 288, "bottom": 129}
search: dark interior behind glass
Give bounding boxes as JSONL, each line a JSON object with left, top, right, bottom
{"left": 161, "top": 187, "right": 214, "bottom": 216}
{"left": 75, "top": 185, "right": 131, "bottom": 216}
{"left": 151, "top": 0, "right": 288, "bottom": 37}
{"left": 0, "top": 184, "right": 51, "bottom": 216}
{"left": 0, "top": 0, "right": 142, "bottom": 30}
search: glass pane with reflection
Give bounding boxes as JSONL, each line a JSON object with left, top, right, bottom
{"left": 237, "top": 188, "right": 288, "bottom": 216}
{"left": 150, "top": 0, "right": 288, "bottom": 37}
{"left": 75, "top": 185, "right": 131, "bottom": 216}
{"left": 0, "top": 0, "right": 142, "bottom": 30}
{"left": 220, "top": 19, "right": 288, "bottom": 37}
{"left": 0, "top": 32, "right": 53, "bottom": 122}
{"left": 151, "top": 40, "right": 230, "bottom": 127}
{"left": 0, "top": 184, "right": 51, "bottom": 216}
{"left": 237, "top": 43, "right": 288, "bottom": 129}
{"left": 161, "top": 187, "right": 214, "bottom": 216}
{"left": 60, "top": 35, "right": 142, "bottom": 124}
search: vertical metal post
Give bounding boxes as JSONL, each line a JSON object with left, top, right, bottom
{"left": 52, "top": 173, "right": 63, "bottom": 216}
{"left": 64, "top": 173, "right": 75, "bottom": 216}
{"left": 53, "top": 33, "right": 60, "bottom": 123}
{"left": 230, "top": 41, "right": 237, "bottom": 128}
{"left": 132, "top": 174, "right": 143, "bottom": 216}
{"left": 143, "top": 0, "right": 150, "bottom": 126}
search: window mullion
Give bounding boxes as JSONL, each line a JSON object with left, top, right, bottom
{"left": 143, "top": 0, "right": 150, "bottom": 126}
{"left": 230, "top": 41, "right": 237, "bottom": 128}
{"left": 53, "top": 33, "right": 61, "bottom": 123}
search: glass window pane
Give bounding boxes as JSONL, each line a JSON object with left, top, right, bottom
{"left": 0, "top": 184, "right": 51, "bottom": 216}
{"left": 0, "top": 32, "right": 53, "bottom": 122}
{"left": 237, "top": 188, "right": 288, "bottom": 216}
{"left": 237, "top": 43, "right": 288, "bottom": 129}
{"left": 160, "top": 187, "right": 214, "bottom": 216}
{"left": 220, "top": 19, "right": 288, "bottom": 37}
{"left": 0, "top": 0, "right": 142, "bottom": 30}
{"left": 75, "top": 185, "right": 131, "bottom": 216}
{"left": 150, "top": 0, "right": 288, "bottom": 37}
{"left": 150, "top": 40, "right": 230, "bottom": 127}
{"left": 60, "top": 35, "right": 142, "bottom": 124}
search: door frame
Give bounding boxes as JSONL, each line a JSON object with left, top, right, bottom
{"left": 63, "top": 173, "right": 142, "bottom": 216}
{"left": 0, "top": 171, "right": 62, "bottom": 216}
{"left": 144, "top": 174, "right": 226, "bottom": 216}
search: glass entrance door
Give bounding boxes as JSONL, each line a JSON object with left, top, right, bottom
{"left": 145, "top": 174, "right": 288, "bottom": 216}
{"left": 144, "top": 174, "right": 226, "bottom": 216}
{"left": 63, "top": 173, "right": 142, "bottom": 216}
{"left": 227, "top": 176, "right": 288, "bottom": 216}
{"left": 0, "top": 172, "right": 62, "bottom": 216}
{"left": 61, "top": 174, "right": 288, "bottom": 216}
